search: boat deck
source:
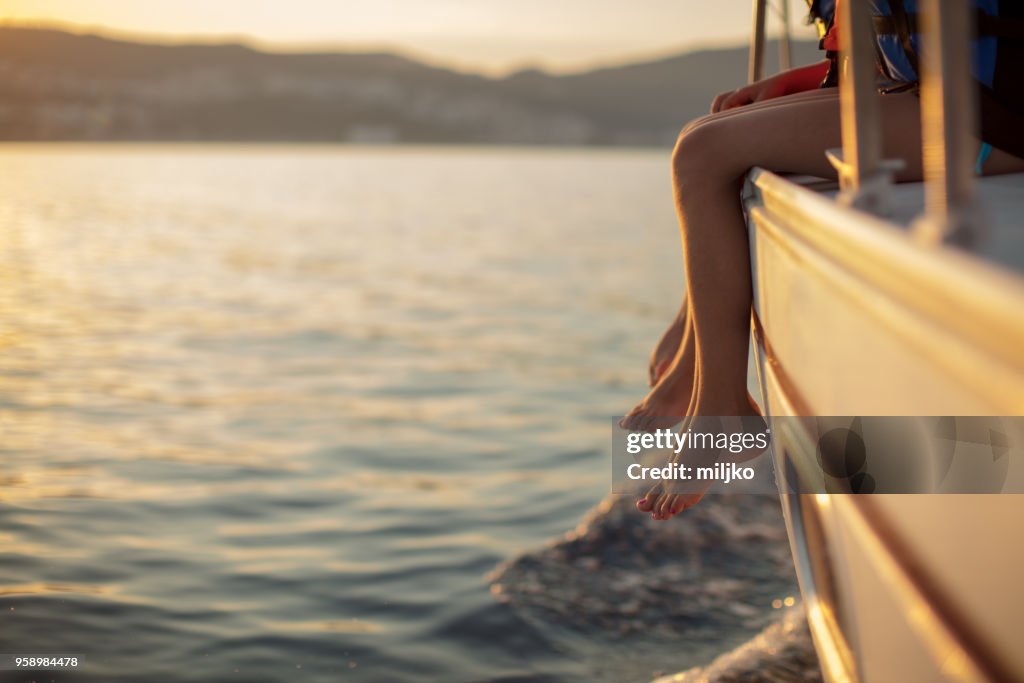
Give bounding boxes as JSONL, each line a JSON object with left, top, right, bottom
{"left": 835, "top": 172, "right": 1024, "bottom": 275}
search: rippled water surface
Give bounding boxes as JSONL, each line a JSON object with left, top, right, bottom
{"left": 0, "top": 145, "right": 796, "bottom": 682}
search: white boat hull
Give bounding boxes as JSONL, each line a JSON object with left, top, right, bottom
{"left": 746, "top": 169, "right": 1024, "bottom": 683}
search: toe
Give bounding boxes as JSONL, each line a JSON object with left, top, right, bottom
{"left": 655, "top": 494, "right": 677, "bottom": 518}
{"left": 664, "top": 495, "right": 688, "bottom": 518}
{"left": 673, "top": 493, "right": 707, "bottom": 516}
{"left": 636, "top": 486, "right": 661, "bottom": 512}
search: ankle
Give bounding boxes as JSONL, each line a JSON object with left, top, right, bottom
{"left": 694, "top": 390, "right": 751, "bottom": 416}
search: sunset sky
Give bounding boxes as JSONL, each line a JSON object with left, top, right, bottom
{"left": 1, "top": 0, "right": 816, "bottom": 73}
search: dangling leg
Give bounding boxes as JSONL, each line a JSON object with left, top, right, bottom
{"left": 633, "top": 90, "right": 944, "bottom": 517}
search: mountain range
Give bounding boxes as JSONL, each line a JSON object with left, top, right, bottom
{"left": 0, "top": 27, "right": 821, "bottom": 145}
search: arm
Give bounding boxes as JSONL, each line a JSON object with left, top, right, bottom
{"left": 710, "top": 59, "right": 832, "bottom": 113}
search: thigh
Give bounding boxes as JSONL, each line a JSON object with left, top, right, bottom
{"left": 686, "top": 87, "right": 841, "bottom": 135}
{"left": 687, "top": 88, "right": 1024, "bottom": 182}
{"left": 680, "top": 89, "right": 929, "bottom": 183}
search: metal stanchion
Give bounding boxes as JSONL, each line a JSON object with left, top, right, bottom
{"left": 912, "top": 0, "right": 987, "bottom": 247}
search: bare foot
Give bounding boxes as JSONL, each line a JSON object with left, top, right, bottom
{"left": 637, "top": 395, "right": 766, "bottom": 521}
{"left": 654, "top": 487, "right": 710, "bottom": 519}
{"left": 637, "top": 483, "right": 706, "bottom": 520}
{"left": 636, "top": 484, "right": 661, "bottom": 514}
{"left": 619, "top": 350, "right": 695, "bottom": 432}
{"left": 648, "top": 306, "right": 686, "bottom": 386}
{"left": 656, "top": 397, "right": 766, "bottom": 520}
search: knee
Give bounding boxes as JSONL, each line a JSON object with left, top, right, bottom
{"left": 671, "top": 118, "right": 724, "bottom": 189}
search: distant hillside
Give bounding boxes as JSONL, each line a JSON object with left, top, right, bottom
{"left": 0, "top": 27, "right": 821, "bottom": 145}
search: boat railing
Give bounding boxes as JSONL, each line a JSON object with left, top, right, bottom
{"left": 779, "top": 0, "right": 793, "bottom": 71}
{"left": 746, "top": 0, "right": 987, "bottom": 245}
{"left": 747, "top": 0, "right": 793, "bottom": 82}
{"left": 914, "top": 0, "right": 986, "bottom": 247}
{"left": 827, "top": 0, "right": 904, "bottom": 215}
{"left": 748, "top": 0, "right": 768, "bottom": 83}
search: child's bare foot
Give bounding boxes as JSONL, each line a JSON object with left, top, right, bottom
{"left": 653, "top": 487, "right": 711, "bottom": 519}
{"left": 651, "top": 397, "right": 765, "bottom": 520}
{"left": 636, "top": 395, "right": 766, "bottom": 521}
{"left": 619, "top": 351, "right": 695, "bottom": 432}
{"left": 648, "top": 306, "right": 686, "bottom": 386}
{"left": 636, "top": 483, "right": 706, "bottom": 520}
{"left": 636, "top": 484, "right": 662, "bottom": 514}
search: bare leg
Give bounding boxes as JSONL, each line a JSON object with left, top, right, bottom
{"left": 621, "top": 90, "right": 852, "bottom": 432}
{"left": 674, "top": 88, "right": 1023, "bottom": 423}
{"left": 648, "top": 299, "right": 688, "bottom": 386}
{"left": 633, "top": 87, "right": 1024, "bottom": 517}
{"left": 643, "top": 89, "right": 842, "bottom": 391}
{"left": 624, "top": 307, "right": 697, "bottom": 430}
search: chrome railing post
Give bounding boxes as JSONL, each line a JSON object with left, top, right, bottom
{"left": 826, "top": 0, "right": 903, "bottom": 214}
{"left": 779, "top": 0, "right": 793, "bottom": 73}
{"left": 912, "top": 0, "right": 987, "bottom": 247}
{"left": 749, "top": 0, "right": 768, "bottom": 83}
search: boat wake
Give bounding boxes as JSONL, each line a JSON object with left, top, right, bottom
{"left": 489, "top": 491, "right": 822, "bottom": 681}
{"left": 653, "top": 607, "right": 820, "bottom": 683}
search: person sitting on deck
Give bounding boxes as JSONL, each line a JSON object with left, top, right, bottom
{"left": 624, "top": 0, "right": 1024, "bottom": 521}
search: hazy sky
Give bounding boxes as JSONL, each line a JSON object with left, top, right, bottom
{"left": 1, "top": 0, "right": 816, "bottom": 73}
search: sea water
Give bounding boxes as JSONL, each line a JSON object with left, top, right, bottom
{"left": 0, "top": 145, "right": 805, "bottom": 682}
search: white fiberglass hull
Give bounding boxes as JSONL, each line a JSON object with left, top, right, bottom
{"left": 746, "top": 169, "right": 1024, "bottom": 683}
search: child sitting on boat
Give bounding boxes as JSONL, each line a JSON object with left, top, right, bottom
{"left": 625, "top": 0, "right": 1024, "bottom": 521}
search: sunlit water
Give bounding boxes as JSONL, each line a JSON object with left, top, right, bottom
{"left": 0, "top": 145, "right": 796, "bottom": 682}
